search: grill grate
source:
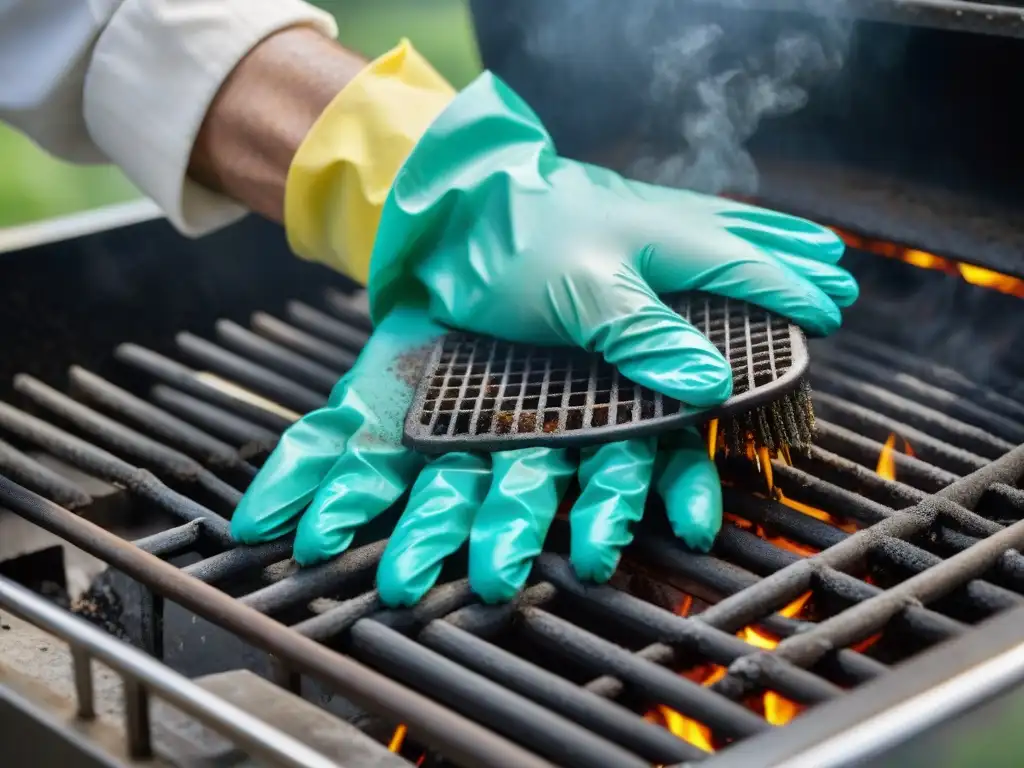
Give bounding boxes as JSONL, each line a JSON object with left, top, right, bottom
{"left": 405, "top": 293, "right": 811, "bottom": 454}
{"left": 2, "top": 287, "right": 1024, "bottom": 767}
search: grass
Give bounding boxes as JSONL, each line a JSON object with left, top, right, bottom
{"left": 0, "top": 0, "right": 480, "bottom": 229}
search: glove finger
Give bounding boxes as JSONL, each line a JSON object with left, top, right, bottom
{"left": 564, "top": 265, "right": 733, "bottom": 406}
{"left": 469, "top": 447, "right": 576, "bottom": 603}
{"left": 716, "top": 208, "right": 846, "bottom": 264}
{"left": 766, "top": 249, "right": 859, "bottom": 308}
{"left": 643, "top": 228, "right": 843, "bottom": 336}
{"left": 292, "top": 437, "right": 425, "bottom": 566}
{"left": 570, "top": 438, "right": 657, "bottom": 583}
{"left": 231, "top": 396, "right": 353, "bottom": 545}
{"left": 655, "top": 427, "right": 723, "bottom": 552}
{"left": 723, "top": 225, "right": 857, "bottom": 307}
{"left": 377, "top": 452, "right": 490, "bottom": 607}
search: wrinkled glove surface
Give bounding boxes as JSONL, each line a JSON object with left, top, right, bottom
{"left": 232, "top": 306, "right": 724, "bottom": 607}
{"left": 368, "top": 71, "right": 858, "bottom": 406}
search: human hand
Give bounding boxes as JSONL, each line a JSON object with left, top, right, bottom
{"left": 231, "top": 305, "right": 725, "bottom": 606}
{"left": 369, "top": 71, "right": 858, "bottom": 407}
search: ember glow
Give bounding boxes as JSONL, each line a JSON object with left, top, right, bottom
{"left": 644, "top": 431, "right": 914, "bottom": 752}
{"left": 834, "top": 229, "right": 1024, "bottom": 299}
{"left": 386, "top": 429, "right": 918, "bottom": 757}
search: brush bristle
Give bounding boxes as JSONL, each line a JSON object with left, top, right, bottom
{"left": 704, "top": 377, "right": 815, "bottom": 457}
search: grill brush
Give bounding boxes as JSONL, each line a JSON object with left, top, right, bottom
{"left": 402, "top": 292, "right": 814, "bottom": 455}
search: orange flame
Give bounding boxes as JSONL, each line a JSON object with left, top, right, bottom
{"left": 647, "top": 431, "right": 915, "bottom": 750}
{"left": 387, "top": 725, "right": 426, "bottom": 765}
{"left": 875, "top": 432, "right": 914, "bottom": 481}
{"left": 835, "top": 229, "right": 1024, "bottom": 299}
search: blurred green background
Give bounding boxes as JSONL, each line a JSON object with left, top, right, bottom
{"left": 0, "top": 0, "right": 481, "bottom": 229}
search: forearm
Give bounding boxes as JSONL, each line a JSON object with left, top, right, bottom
{"left": 188, "top": 27, "right": 366, "bottom": 224}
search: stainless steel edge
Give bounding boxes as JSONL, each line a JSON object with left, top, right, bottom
{"left": 0, "top": 575, "right": 343, "bottom": 768}
{"left": 779, "top": 639, "right": 1024, "bottom": 767}
{"left": 700, "top": 602, "right": 1024, "bottom": 768}
{"left": 0, "top": 199, "right": 165, "bottom": 255}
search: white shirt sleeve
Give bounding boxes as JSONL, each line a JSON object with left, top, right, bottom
{"left": 0, "top": 0, "right": 338, "bottom": 236}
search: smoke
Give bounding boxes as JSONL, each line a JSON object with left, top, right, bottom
{"left": 520, "top": 0, "right": 853, "bottom": 195}
{"left": 633, "top": 2, "right": 852, "bottom": 194}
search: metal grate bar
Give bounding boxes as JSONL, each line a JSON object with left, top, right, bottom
{"left": 0, "top": 474, "right": 553, "bottom": 768}
{"left": 419, "top": 617, "right": 705, "bottom": 764}
{"left": 175, "top": 332, "right": 326, "bottom": 414}
{"left": 214, "top": 319, "right": 342, "bottom": 393}
{"left": 0, "top": 400, "right": 233, "bottom": 544}
{"left": 182, "top": 538, "right": 293, "bottom": 584}
{"left": 250, "top": 311, "right": 357, "bottom": 370}
{"left": 286, "top": 300, "right": 371, "bottom": 351}
{"left": 68, "top": 367, "right": 256, "bottom": 478}
{"left": 323, "top": 288, "right": 374, "bottom": 332}
{"left": 116, "top": 344, "right": 294, "bottom": 432}
{"left": 350, "top": 619, "right": 649, "bottom": 768}
{"left": 149, "top": 384, "right": 279, "bottom": 450}
{"left": 237, "top": 540, "right": 385, "bottom": 615}
{"left": 0, "top": 436, "right": 93, "bottom": 509}
{"left": 813, "top": 391, "right": 989, "bottom": 475}
{"left": 824, "top": 333, "right": 1024, "bottom": 425}
{"left": 13, "top": 374, "right": 242, "bottom": 510}
{"left": 811, "top": 368, "right": 1014, "bottom": 459}
{"left": 812, "top": 349, "right": 1024, "bottom": 445}
{"left": 812, "top": 420, "right": 959, "bottom": 491}
{"left": 133, "top": 521, "right": 203, "bottom": 557}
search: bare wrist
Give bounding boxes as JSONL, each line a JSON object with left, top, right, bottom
{"left": 188, "top": 26, "right": 366, "bottom": 223}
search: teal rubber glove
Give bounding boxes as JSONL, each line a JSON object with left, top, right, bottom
{"left": 231, "top": 305, "right": 724, "bottom": 606}
{"left": 369, "top": 71, "right": 858, "bottom": 405}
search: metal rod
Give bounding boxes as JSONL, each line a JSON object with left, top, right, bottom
{"left": 175, "top": 332, "right": 326, "bottom": 414}
{"left": 123, "top": 678, "right": 152, "bottom": 759}
{"left": 533, "top": 554, "right": 863, "bottom": 702}
{"left": 350, "top": 619, "right": 649, "bottom": 768}
{"left": 238, "top": 540, "right": 385, "bottom": 616}
{"left": 68, "top": 366, "right": 256, "bottom": 477}
{"left": 812, "top": 347, "right": 1024, "bottom": 445}
{"left": 0, "top": 575, "right": 341, "bottom": 768}
{"left": 827, "top": 333, "right": 1024, "bottom": 425}
{"left": 150, "top": 384, "right": 279, "bottom": 449}
{"left": 813, "top": 391, "right": 987, "bottom": 476}
{"left": 418, "top": 618, "right": 706, "bottom": 764}
{"left": 133, "top": 521, "right": 203, "bottom": 557}
{"left": 0, "top": 401, "right": 233, "bottom": 545}
{"left": 812, "top": 419, "right": 959, "bottom": 492}
{"left": 14, "top": 374, "right": 242, "bottom": 508}
{"left": 287, "top": 301, "right": 370, "bottom": 352}
{"left": 775, "top": 510, "right": 1024, "bottom": 670}
{"left": 0, "top": 477, "right": 551, "bottom": 768}
{"left": 71, "top": 646, "right": 95, "bottom": 720}
{"left": 182, "top": 539, "right": 293, "bottom": 585}
{"left": 215, "top": 319, "right": 341, "bottom": 393}
{"left": 0, "top": 436, "right": 93, "bottom": 509}
{"left": 250, "top": 311, "right": 356, "bottom": 371}
{"left": 116, "top": 344, "right": 293, "bottom": 432}
{"left": 323, "top": 289, "right": 374, "bottom": 332}
{"left": 812, "top": 368, "right": 1013, "bottom": 459}
{"left": 519, "top": 607, "right": 771, "bottom": 740}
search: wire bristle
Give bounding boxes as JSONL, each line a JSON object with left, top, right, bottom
{"left": 706, "top": 378, "right": 815, "bottom": 458}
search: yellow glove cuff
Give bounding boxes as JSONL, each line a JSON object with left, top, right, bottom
{"left": 284, "top": 39, "right": 456, "bottom": 284}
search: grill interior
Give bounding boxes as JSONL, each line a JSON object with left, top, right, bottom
{"left": 2, "top": 215, "right": 1024, "bottom": 767}
{"left": 405, "top": 293, "right": 811, "bottom": 454}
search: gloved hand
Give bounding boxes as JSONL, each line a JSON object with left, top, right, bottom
{"left": 231, "top": 305, "right": 722, "bottom": 606}
{"left": 366, "top": 73, "right": 858, "bottom": 403}
{"left": 286, "top": 41, "right": 857, "bottom": 405}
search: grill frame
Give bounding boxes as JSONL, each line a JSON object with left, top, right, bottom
{"left": 2, "top": 206, "right": 1024, "bottom": 767}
